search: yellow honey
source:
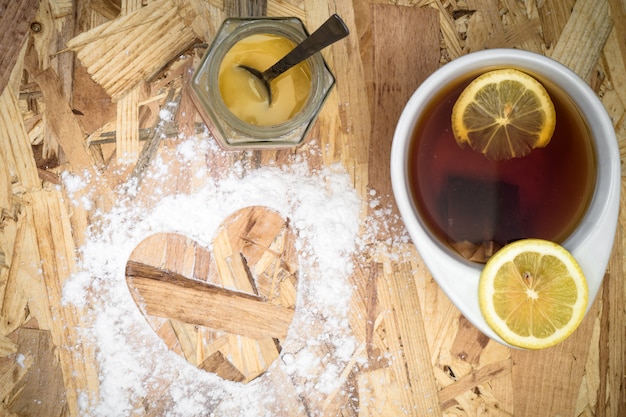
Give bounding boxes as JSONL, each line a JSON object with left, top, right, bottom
{"left": 218, "top": 33, "right": 312, "bottom": 126}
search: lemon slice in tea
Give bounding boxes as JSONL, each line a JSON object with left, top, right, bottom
{"left": 478, "top": 239, "right": 588, "bottom": 349}
{"left": 452, "top": 69, "right": 556, "bottom": 160}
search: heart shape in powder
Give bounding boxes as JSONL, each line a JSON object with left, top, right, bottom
{"left": 125, "top": 206, "right": 297, "bottom": 383}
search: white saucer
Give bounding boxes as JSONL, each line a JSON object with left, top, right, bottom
{"left": 390, "top": 49, "right": 621, "bottom": 347}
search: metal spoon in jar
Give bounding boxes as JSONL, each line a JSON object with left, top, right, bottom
{"left": 239, "top": 14, "right": 349, "bottom": 104}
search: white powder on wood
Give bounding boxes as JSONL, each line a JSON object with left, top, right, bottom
{"left": 61, "top": 133, "right": 407, "bottom": 416}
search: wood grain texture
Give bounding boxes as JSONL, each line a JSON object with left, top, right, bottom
{"left": 28, "top": 189, "right": 100, "bottom": 415}
{"left": 0, "top": 87, "right": 41, "bottom": 194}
{"left": 66, "top": 0, "right": 197, "bottom": 100}
{"left": 376, "top": 261, "right": 442, "bottom": 416}
{"left": 549, "top": 0, "right": 613, "bottom": 82}
{"left": 598, "top": 219, "right": 626, "bottom": 417}
{"left": 3, "top": 328, "right": 65, "bottom": 417}
{"left": 0, "top": 0, "right": 624, "bottom": 415}
{"left": 0, "top": 0, "right": 39, "bottom": 97}
{"left": 126, "top": 260, "right": 295, "bottom": 339}
{"left": 368, "top": 4, "right": 440, "bottom": 234}
{"left": 114, "top": 1, "right": 143, "bottom": 164}
{"left": 24, "top": 45, "right": 98, "bottom": 174}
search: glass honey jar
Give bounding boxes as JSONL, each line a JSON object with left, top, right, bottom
{"left": 190, "top": 17, "right": 336, "bottom": 150}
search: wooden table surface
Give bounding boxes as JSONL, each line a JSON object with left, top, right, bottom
{"left": 1, "top": 0, "right": 625, "bottom": 416}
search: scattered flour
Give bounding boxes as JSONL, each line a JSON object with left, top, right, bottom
{"left": 61, "top": 133, "right": 407, "bottom": 416}
{"left": 15, "top": 353, "right": 27, "bottom": 368}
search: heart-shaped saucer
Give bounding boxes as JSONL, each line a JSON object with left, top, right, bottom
{"left": 125, "top": 206, "right": 297, "bottom": 383}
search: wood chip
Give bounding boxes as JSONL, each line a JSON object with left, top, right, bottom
{"left": 358, "top": 367, "right": 412, "bottom": 417}
{"left": 0, "top": 334, "right": 17, "bottom": 357}
{"left": 4, "top": 328, "right": 66, "bottom": 417}
{"left": 199, "top": 350, "right": 246, "bottom": 382}
{"left": 66, "top": 0, "right": 197, "bottom": 100}
{"left": 28, "top": 189, "right": 100, "bottom": 415}
{"left": 0, "top": 215, "right": 31, "bottom": 335}
{"left": 48, "top": 0, "right": 73, "bottom": 18}
{"left": 90, "top": 0, "right": 122, "bottom": 20}
{"left": 376, "top": 261, "right": 443, "bottom": 416}
{"left": 24, "top": 45, "right": 99, "bottom": 175}
{"left": 126, "top": 260, "right": 295, "bottom": 340}
{"left": 368, "top": 4, "right": 440, "bottom": 239}
{"left": 116, "top": 84, "right": 142, "bottom": 162}
{"left": 0, "top": 0, "right": 39, "bottom": 97}
{"left": 549, "top": 0, "right": 612, "bottom": 82}
{"left": 0, "top": 85, "right": 41, "bottom": 195}
{"left": 437, "top": 360, "right": 512, "bottom": 409}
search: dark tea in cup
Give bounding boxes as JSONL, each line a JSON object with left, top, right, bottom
{"left": 407, "top": 69, "right": 596, "bottom": 263}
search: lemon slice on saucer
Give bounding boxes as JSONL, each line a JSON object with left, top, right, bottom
{"left": 478, "top": 239, "right": 588, "bottom": 349}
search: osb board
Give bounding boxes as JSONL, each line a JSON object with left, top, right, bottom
{"left": 0, "top": 0, "right": 625, "bottom": 417}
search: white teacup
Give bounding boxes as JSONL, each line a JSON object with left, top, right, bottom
{"left": 390, "top": 49, "right": 621, "bottom": 346}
